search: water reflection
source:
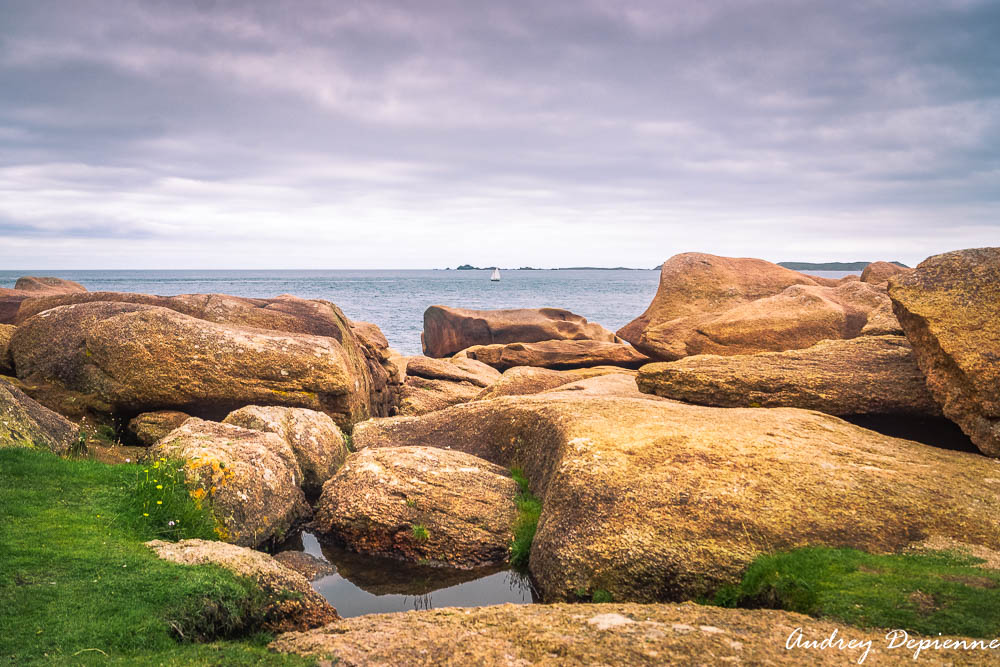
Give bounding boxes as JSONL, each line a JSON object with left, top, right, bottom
{"left": 279, "top": 532, "right": 538, "bottom": 618}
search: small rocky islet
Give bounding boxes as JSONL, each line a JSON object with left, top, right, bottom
{"left": 2, "top": 248, "right": 1000, "bottom": 664}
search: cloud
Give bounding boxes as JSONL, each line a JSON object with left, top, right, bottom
{"left": 0, "top": 0, "right": 997, "bottom": 268}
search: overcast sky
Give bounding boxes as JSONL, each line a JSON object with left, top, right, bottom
{"left": 1, "top": 0, "right": 998, "bottom": 269}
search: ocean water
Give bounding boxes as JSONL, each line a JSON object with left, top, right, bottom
{"left": 0, "top": 268, "right": 856, "bottom": 355}
{"left": 0, "top": 269, "right": 662, "bottom": 355}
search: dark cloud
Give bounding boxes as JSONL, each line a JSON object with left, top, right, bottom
{"left": 0, "top": 0, "right": 997, "bottom": 268}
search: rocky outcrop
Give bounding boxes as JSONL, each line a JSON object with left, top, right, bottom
{"left": 223, "top": 405, "right": 349, "bottom": 496}
{"left": 393, "top": 356, "right": 502, "bottom": 416}
{"left": 147, "top": 539, "right": 338, "bottom": 632}
{"left": 0, "top": 324, "right": 14, "bottom": 374}
{"left": 0, "top": 377, "right": 78, "bottom": 452}
{"left": 10, "top": 302, "right": 375, "bottom": 429}
{"left": 637, "top": 336, "right": 941, "bottom": 417}
{"left": 456, "top": 340, "right": 649, "bottom": 371}
{"left": 422, "top": 306, "right": 618, "bottom": 358}
{"left": 889, "top": 247, "right": 1000, "bottom": 457}
{"left": 0, "top": 276, "right": 86, "bottom": 324}
{"left": 475, "top": 366, "right": 634, "bottom": 400}
{"left": 127, "top": 410, "right": 191, "bottom": 446}
{"left": 619, "top": 253, "right": 901, "bottom": 360}
{"left": 540, "top": 373, "right": 658, "bottom": 400}
{"left": 861, "top": 261, "right": 912, "bottom": 284}
{"left": 312, "top": 446, "right": 517, "bottom": 568}
{"left": 151, "top": 419, "right": 310, "bottom": 547}
{"left": 352, "top": 395, "right": 1000, "bottom": 602}
{"left": 270, "top": 602, "right": 994, "bottom": 666}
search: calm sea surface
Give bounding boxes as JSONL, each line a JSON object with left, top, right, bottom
{"left": 0, "top": 269, "right": 854, "bottom": 356}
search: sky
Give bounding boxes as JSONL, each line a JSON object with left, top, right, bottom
{"left": 1, "top": 0, "right": 998, "bottom": 270}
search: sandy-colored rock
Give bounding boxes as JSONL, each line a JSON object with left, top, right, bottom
{"left": 619, "top": 253, "right": 820, "bottom": 350}
{"left": 352, "top": 395, "right": 1000, "bottom": 602}
{"left": 0, "top": 377, "right": 78, "bottom": 452}
{"left": 636, "top": 280, "right": 901, "bottom": 361}
{"left": 0, "top": 276, "right": 87, "bottom": 323}
{"left": 390, "top": 356, "right": 504, "bottom": 415}
{"left": 270, "top": 602, "right": 997, "bottom": 666}
{"left": 475, "top": 366, "right": 635, "bottom": 400}
{"left": 11, "top": 302, "right": 372, "bottom": 429}
{"left": 147, "top": 539, "right": 337, "bottom": 632}
{"left": 151, "top": 419, "right": 309, "bottom": 547}
{"left": 540, "top": 373, "right": 657, "bottom": 400}
{"left": 223, "top": 405, "right": 349, "bottom": 496}
{"left": 456, "top": 339, "right": 649, "bottom": 371}
{"left": 404, "top": 356, "right": 501, "bottom": 387}
{"left": 423, "top": 306, "right": 618, "bottom": 358}
{"left": 397, "top": 376, "right": 482, "bottom": 417}
{"left": 637, "top": 336, "right": 941, "bottom": 417}
{"left": 0, "top": 324, "right": 14, "bottom": 374}
{"left": 272, "top": 551, "right": 338, "bottom": 581}
{"left": 862, "top": 261, "right": 913, "bottom": 284}
{"left": 889, "top": 247, "right": 1000, "bottom": 457}
{"left": 127, "top": 410, "right": 191, "bottom": 446}
{"left": 312, "top": 446, "right": 517, "bottom": 568}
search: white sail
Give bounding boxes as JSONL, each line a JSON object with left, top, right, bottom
{"left": 490, "top": 267, "right": 501, "bottom": 281}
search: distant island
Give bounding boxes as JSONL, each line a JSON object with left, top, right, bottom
{"left": 778, "top": 261, "right": 909, "bottom": 271}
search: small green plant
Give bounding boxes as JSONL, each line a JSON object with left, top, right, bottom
{"left": 95, "top": 424, "right": 119, "bottom": 444}
{"left": 123, "top": 457, "right": 218, "bottom": 541}
{"left": 714, "top": 546, "right": 1000, "bottom": 637}
{"left": 411, "top": 524, "right": 430, "bottom": 541}
{"left": 592, "top": 589, "right": 613, "bottom": 603}
{"left": 406, "top": 498, "right": 417, "bottom": 508}
{"left": 68, "top": 429, "right": 88, "bottom": 457}
{"left": 509, "top": 467, "right": 542, "bottom": 570}
{"left": 343, "top": 432, "right": 354, "bottom": 452}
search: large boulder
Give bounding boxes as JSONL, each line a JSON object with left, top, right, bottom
{"left": 637, "top": 336, "right": 941, "bottom": 417}
{"left": 10, "top": 302, "right": 374, "bottom": 428}
{"left": 127, "top": 410, "right": 192, "bottom": 446}
{"left": 0, "top": 377, "right": 78, "bottom": 452}
{"left": 861, "top": 261, "right": 912, "bottom": 284}
{"left": 352, "top": 395, "right": 1000, "bottom": 602}
{"left": 889, "top": 247, "right": 1000, "bottom": 457}
{"left": 456, "top": 339, "right": 649, "bottom": 371}
{"left": 422, "top": 306, "right": 618, "bottom": 358}
{"left": 540, "top": 373, "right": 659, "bottom": 400}
{"left": 312, "top": 446, "right": 517, "bottom": 568}
{"left": 394, "top": 356, "right": 502, "bottom": 416}
{"left": 619, "top": 253, "right": 901, "bottom": 360}
{"left": 0, "top": 324, "right": 14, "bottom": 374}
{"left": 223, "top": 405, "right": 349, "bottom": 496}
{"left": 475, "top": 365, "right": 634, "bottom": 400}
{"left": 147, "top": 539, "right": 338, "bottom": 632}
{"left": 0, "top": 276, "right": 86, "bottom": 324}
{"left": 269, "top": 603, "right": 993, "bottom": 666}
{"left": 151, "top": 419, "right": 310, "bottom": 547}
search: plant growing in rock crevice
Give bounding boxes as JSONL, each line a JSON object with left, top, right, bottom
{"left": 509, "top": 467, "right": 541, "bottom": 570}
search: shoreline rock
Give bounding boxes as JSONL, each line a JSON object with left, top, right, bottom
{"left": 456, "top": 339, "right": 649, "bottom": 371}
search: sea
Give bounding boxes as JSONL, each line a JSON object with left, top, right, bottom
{"left": 0, "top": 268, "right": 855, "bottom": 356}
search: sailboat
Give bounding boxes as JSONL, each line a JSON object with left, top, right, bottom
{"left": 490, "top": 267, "right": 501, "bottom": 281}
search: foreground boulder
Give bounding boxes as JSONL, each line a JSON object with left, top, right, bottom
{"left": 861, "top": 261, "right": 912, "bottom": 284}
{"left": 147, "top": 539, "right": 337, "bottom": 632}
{"left": 456, "top": 339, "right": 649, "bottom": 371}
{"left": 889, "top": 247, "right": 1000, "bottom": 457}
{"left": 151, "top": 419, "right": 309, "bottom": 547}
{"left": 11, "top": 302, "right": 374, "bottom": 428}
{"left": 637, "top": 336, "right": 941, "bottom": 417}
{"left": 223, "top": 405, "right": 349, "bottom": 496}
{"left": 0, "top": 324, "right": 14, "bottom": 374}
{"left": 619, "top": 253, "right": 901, "bottom": 360}
{"left": 352, "top": 396, "right": 1000, "bottom": 602}
{"left": 270, "top": 602, "right": 993, "bottom": 666}
{"left": 0, "top": 276, "right": 86, "bottom": 324}
{"left": 423, "top": 306, "right": 618, "bottom": 358}
{"left": 312, "top": 446, "right": 517, "bottom": 568}
{"left": 0, "top": 377, "right": 78, "bottom": 452}
{"left": 127, "top": 410, "right": 191, "bottom": 446}
{"left": 475, "top": 365, "right": 634, "bottom": 400}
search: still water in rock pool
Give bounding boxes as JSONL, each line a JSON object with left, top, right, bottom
{"left": 281, "top": 532, "right": 537, "bottom": 617}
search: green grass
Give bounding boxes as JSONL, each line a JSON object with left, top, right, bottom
{"left": 713, "top": 546, "right": 1000, "bottom": 637}
{"left": 124, "top": 457, "right": 218, "bottom": 542}
{"left": 509, "top": 468, "right": 542, "bottom": 570}
{"left": 0, "top": 447, "right": 314, "bottom": 665}
{"left": 411, "top": 524, "right": 430, "bottom": 541}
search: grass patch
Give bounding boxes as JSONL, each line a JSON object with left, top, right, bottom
{"left": 411, "top": 524, "right": 430, "bottom": 541}
{"left": 509, "top": 468, "right": 541, "bottom": 570}
{"left": 713, "top": 546, "right": 1000, "bottom": 637}
{"left": 122, "top": 457, "right": 218, "bottom": 542}
{"left": 0, "top": 447, "right": 313, "bottom": 665}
